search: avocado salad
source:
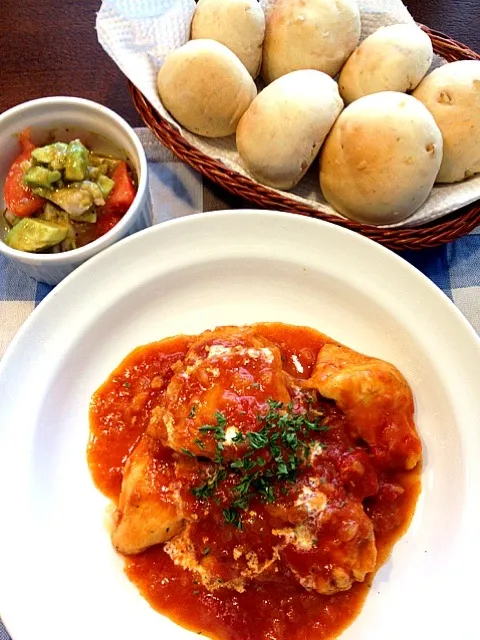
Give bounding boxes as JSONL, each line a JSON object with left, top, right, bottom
{"left": 2, "top": 128, "right": 137, "bottom": 253}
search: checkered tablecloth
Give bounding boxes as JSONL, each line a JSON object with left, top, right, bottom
{"left": 0, "top": 128, "right": 479, "bottom": 638}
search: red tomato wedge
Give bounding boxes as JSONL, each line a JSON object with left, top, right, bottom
{"left": 4, "top": 128, "right": 45, "bottom": 217}
{"left": 102, "top": 162, "right": 136, "bottom": 216}
{"left": 95, "top": 161, "right": 136, "bottom": 238}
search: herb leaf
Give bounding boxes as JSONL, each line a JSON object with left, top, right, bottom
{"left": 247, "top": 431, "right": 268, "bottom": 449}
{"left": 223, "top": 508, "right": 242, "bottom": 529}
{"left": 191, "top": 398, "right": 329, "bottom": 526}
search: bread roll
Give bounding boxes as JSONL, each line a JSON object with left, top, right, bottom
{"left": 191, "top": 0, "right": 265, "bottom": 78}
{"left": 413, "top": 60, "right": 480, "bottom": 183}
{"left": 261, "top": 0, "right": 360, "bottom": 84}
{"left": 157, "top": 39, "right": 257, "bottom": 138}
{"left": 339, "top": 24, "right": 433, "bottom": 104}
{"left": 319, "top": 92, "right": 443, "bottom": 225}
{"left": 237, "top": 70, "right": 343, "bottom": 190}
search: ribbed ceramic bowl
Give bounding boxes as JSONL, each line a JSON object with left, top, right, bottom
{"left": 0, "top": 97, "right": 151, "bottom": 285}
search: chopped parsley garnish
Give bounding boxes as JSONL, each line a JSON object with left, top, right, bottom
{"left": 215, "top": 412, "right": 227, "bottom": 429}
{"left": 247, "top": 431, "right": 269, "bottom": 449}
{"left": 222, "top": 508, "right": 243, "bottom": 530}
{"left": 181, "top": 447, "right": 195, "bottom": 458}
{"left": 191, "top": 399, "right": 329, "bottom": 528}
{"left": 199, "top": 424, "right": 226, "bottom": 440}
{"left": 191, "top": 467, "right": 227, "bottom": 500}
{"left": 188, "top": 405, "right": 197, "bottom": 418}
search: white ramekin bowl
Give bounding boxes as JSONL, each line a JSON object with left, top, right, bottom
{"left": 0, "top": 97, "right": 151, "bottom": 285}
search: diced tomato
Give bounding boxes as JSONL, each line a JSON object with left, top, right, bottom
{"left": 18, "top": 128, "right": 35, "bottom": 155}
{"left": 95, "top": 161, "right": 137, "bottom": 239}
{"left": 4, "top": 128, "right": 45, "bottom": 217}
{"left": 95, "top": 210, "right": 125, "bottom": 238}
{"left": 101, "top": 161, "right": 136, "bottom": 217}
{"left": 95, "top": 161, "right": 137, "bottom": 238}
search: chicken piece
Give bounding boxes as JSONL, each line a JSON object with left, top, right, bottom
{"left": 164, "top": 507, "right": 282, "bottom": 593}
{"left": 267, "top": 473, "right": 377, "bottom": 595}
{"left": 275, "top": 497, "right": 377, "bottom": 595}
{"left": 305, "top": 344, "right": 422, "bottom": 470}
{"left": 148, "top": 326, "right": 291, "bottom": 460}
{"left": 112, "top": 434, "right": 183, "bottom": 555}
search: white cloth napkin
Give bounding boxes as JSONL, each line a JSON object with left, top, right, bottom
{"left": 96, "top": 0, "right": 480, "bottom": 228}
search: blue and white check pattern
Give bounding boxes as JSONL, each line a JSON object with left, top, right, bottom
{"left": 1, "top": 131, "right": 479, "bottom": 638}
{"left": 401, "top": 226, "right": 480, "bottom": 331}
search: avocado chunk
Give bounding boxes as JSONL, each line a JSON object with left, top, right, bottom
{"left": 64, "top": 139, "right": 89, "bottom": 181}
{"left": 72, "top": 211, "right": 97, "bottom": 223}
{"left": 89, "top": 154, "right": 121, "bottom": 174}
{"left": 37, "top": 203, "right": 79, "bottom": 247}
{"left": 23, "top": 166, "right": 61, "bottom": 189}
{"left": 59, "top": 223, "right": 76, "bottom": 252}
{"left": 77, "top": 180, "right": 105, "bottom": 206}
{"left": 86, "top": 165, "right": 101, "bottom": 180}
{"left": 31, "top": 142, "right": 68, "bottom": 170}
{"left": 4, "top": 218, "right": 68, "bottom": 252}
{"left": 35, "top": 185, "right": 93, "bottom": 216}
{"left": 97, "top": 174, "right": 115, "bottom": 199}
{"left": 4, "top": 210, "right": 23, "bottom": 227}
{"left": 38, "top": 202, "right": 70, "bottom": 224}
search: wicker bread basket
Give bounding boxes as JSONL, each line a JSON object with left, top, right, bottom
{"left": 129, "top": 25, "right": 480, "bottom": 251}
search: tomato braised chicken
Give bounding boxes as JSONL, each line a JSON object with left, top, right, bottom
{"left": 88, "top": 323, "right": 422, "bottom": 640}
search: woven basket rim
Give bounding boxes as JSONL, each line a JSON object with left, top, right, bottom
{"left": 129, "top": 24, "right": 480, "bottom": 251}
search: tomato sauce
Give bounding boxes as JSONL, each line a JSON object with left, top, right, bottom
{"left": 87, "top": 324, "right": 421, "bottom": 640}
{"left": 88, "top": 335, "right": 190, "bottom": 499}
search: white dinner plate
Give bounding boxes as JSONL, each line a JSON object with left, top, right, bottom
{"left": 1, "top": 210, "right": 480, "bottom": 640}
